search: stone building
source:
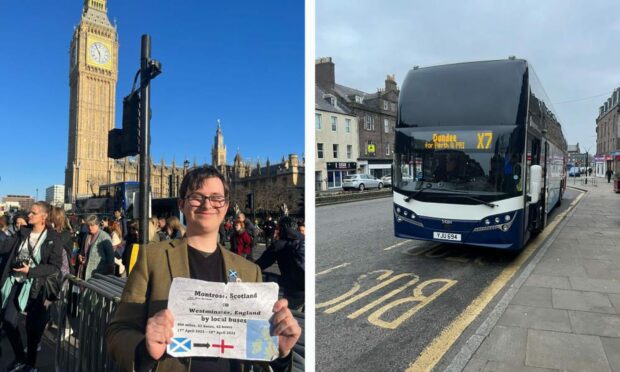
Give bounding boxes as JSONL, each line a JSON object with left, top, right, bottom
{"left": 315, "top": 85, "right": 359, "bottom": 190}
{"left": 316, "top": 57, "right": 399, "bottom": 178}
{"left": 2, "top": 195, "right": 35, "bottom": 212}
{"left": 595, "top": 88, "right": 620, "bottom": 175}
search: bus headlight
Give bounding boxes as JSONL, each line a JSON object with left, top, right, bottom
{"left": 396, "top": 207, "right": 401, "bottom": 213}
{"left": 494, "top": 217, "right": 501, "bottom": 224}
{"left": 501, "top": 224, "right": 509, "bottom": 232}
{"left": 505, "top": 215, "right": 511, "bottom": 222}
{"left": 484, "top": 219, "right": 490, "bottom": 225}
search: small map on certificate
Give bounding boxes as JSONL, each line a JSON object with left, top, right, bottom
{"left": 166, "top": 278, "right": 279, "bottom": 361}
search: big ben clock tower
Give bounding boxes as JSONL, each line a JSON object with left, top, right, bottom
{"left": 65, "top": 0, "right": 118, "bottom": 202}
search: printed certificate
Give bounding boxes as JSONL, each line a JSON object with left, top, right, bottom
{"left": 166, "top": 277, "right": 279, "bottom": 361}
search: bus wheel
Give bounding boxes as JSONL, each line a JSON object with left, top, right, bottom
{"left": 378, "top": 182, "right": 383, "bottom": 189}
{"left": 359, "top": 184, "right": 365, "bottom": 191}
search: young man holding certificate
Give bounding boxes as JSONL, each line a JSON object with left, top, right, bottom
{"left": 106, "top": 166, "right": 301, "bottom": 371}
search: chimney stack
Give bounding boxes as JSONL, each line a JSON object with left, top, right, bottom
{"left": 385, "top": 74, "right": 397, "bottom": 92}
{"left": 316, "top": 57, "right": 335, "bottom": 89}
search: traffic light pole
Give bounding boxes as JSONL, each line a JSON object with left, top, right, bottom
{"left": 139, "top": 35, "right": 151, "bottom": 245}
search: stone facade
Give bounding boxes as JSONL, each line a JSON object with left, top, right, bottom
{"left": 315, "top": 85, "right": 359, "bottom": 190}
{"left": 595, "top": 88, "right": 620, "bottom": 174}
{"left": 316, "top": 57, "right": 399, "bottom": 178}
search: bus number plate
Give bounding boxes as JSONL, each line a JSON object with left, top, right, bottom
{"left": 433, "top": 232, "right": 461, "bottom": 241}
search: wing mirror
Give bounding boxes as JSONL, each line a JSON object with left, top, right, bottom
{"left": 529, "top": 165, "right": 542, "bottom": 204}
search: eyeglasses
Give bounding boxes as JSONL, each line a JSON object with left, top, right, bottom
{"left": 185, "top": 193, "right": 228, "bottom": 208}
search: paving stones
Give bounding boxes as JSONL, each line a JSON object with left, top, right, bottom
{"left": 465, "top": 181, "right": 620, "bottom": 372}
{"left": 526, "top": 330, "right": 611, "bottom": 371}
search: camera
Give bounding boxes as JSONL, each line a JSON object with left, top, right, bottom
{"left": 12, "top": 258, "right": 29, "bottom": 270}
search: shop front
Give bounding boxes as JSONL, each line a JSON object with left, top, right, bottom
{"left": 327, "top": 162, "right": 357, "bottom": 189}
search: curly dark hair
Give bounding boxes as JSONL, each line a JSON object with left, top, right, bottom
{"left": 178, "top": 165, "right": 229, "bottom": 199}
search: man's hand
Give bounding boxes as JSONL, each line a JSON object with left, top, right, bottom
{"left": 271, "top": 299, "right": 301, "bottom": 358}
{"left": 145, "top": 309, "right": 174, "bottom": 360}
{"left": 13, "top": 262, "right": 29, "bottom": 274}
{"left": 78, "top": 254, "right": 85, "bottom": 264}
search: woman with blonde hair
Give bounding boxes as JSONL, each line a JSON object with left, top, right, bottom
{"left": 166, "top": 216, "right": 185, "bottom": 239}
{"left": 109, "top": 220, "right": 125, "bottom": 277}
{"left": 0, "top": 202, "right": 63, "bottom": 371}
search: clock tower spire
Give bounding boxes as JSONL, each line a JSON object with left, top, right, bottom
{"left": 65, "top": 0, "right": 118, "bottom": 202}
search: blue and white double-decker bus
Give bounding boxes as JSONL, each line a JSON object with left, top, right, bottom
{"left": 393, "top": 58, "right": 567, "bottom": 250}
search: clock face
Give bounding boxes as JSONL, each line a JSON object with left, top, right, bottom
{"left": 89, "top": 42, "right": 111, "bottom": 65}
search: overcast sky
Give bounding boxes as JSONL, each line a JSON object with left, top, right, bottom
{"left": 317, "top": 0, "right": 620, "bottom": 154}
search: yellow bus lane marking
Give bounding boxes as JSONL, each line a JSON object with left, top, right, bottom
{"left": 317, "top": 269, "right": 459, "bottom": 329}
{"left": 406, "top": 190, "right": 586, "bottom": 372}
{"left": 316, "top": 262, "right": 350, "bottom": 276}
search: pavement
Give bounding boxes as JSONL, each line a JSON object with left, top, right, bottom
{"left": 456, "top": 179, "right": 620, "bottom": 372}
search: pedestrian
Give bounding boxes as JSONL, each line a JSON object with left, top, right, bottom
{"left": 237, "top": 212, "right": 255, "bottom": 259}
{"left": 0, "top": 215, "right": 10, "bottom": 241}
{"left": 0, "top": 201, "right": 63, "bottom": 371}
{"left": 166, "top": 216, "right": 185, "bottom": 240}
{"left": 7, "top": 214, "right": 28, "bottom": 237}
{"left": 261, "top": 215, "right": 276, "bottom": 247}
{"left": 148, "top": 217, "right": 162, "bottom": 243}
{"left": 256, "top": 216, "right": 305, "bottom": 311}
{"left": 231, "top": 219, "right": 253, "bottom": 259}
{"left": 109, "top": 220, "right": 126, "bottom": 277}
{"left": 157, "top": 216, "right": 169, "bottom": 241}
{"left": 606, "top": 168, "right": 613, "bottom": 183}
{"left": 121, "top": 219, "right": 139, "bottom": 273}
{"left": 298, "top": 221, "right": 305, "bottom": 235}
{"left": 49, "top": 207, "right": 74, "bottom": 276}
{"left": 105, "top": 165, "right": 300, "bottom": 371}
{"left": 588, "top": 167, "right": 592, "bottom": 176}
{"left": 76, "top": 215, "right": 114, "bottom": 280}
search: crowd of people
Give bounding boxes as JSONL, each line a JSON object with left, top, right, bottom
{"left": 0, "top": 167, "right": 305, "bottom": 371}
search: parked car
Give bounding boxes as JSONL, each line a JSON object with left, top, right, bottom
{"left": 342, "top": 174, "right": 383, "bottom": 191}
{"left": 381, "top": 175, "right": 392, "bottom": 187}
{"left": 568, "top": 167, "right": 580, "bottom": 177}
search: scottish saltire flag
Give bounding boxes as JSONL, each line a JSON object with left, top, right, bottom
{"left": 170, "top": 337, "right": 192, "bottom": 353}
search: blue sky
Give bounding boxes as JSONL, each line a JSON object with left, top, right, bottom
{"left": 0, "top": 0, "right": 304, "bottom": 199}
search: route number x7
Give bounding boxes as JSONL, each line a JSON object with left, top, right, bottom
{"left": 476, "top": 132, "right": 493, "bottom": 149}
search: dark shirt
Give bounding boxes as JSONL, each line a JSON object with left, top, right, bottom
{"left": 187, "top": 246, "right": 236, "bottom": 372}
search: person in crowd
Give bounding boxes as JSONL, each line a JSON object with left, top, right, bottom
{"left": 0, "top": 215, "right": 11, "bottom": 241}
{"left": 237, "top": 212, "right": 255, "bottom": 259}
{"left": 106, "top": 166, "right": 300, "bottom": 371}
{"left": 261, "top": 215, "right": 277, "bottom": 247}
{"left": 166, "top": 216, "right": 185, "bottom": 240}
{"left": 76, "top": 215, "right": 114, "bottom": 280}
{"left": 8, "top": 214, "right": 28, "bottom": 237}
{"left": 0, "top": 202, "right": 63, "bottom": 371}
{"left": 121, "top": 219, "right": 139, "bottom": 273}
{"left": 298, "top": 221, "right": 305, "bottom": 236}
{"left": 588, "top": 167, "right": 593, "bottom": 176}
{"left": 148, "top": 217, "right": 161, "bottom": 244}
{"left": 606, "top": 168, "right": 614, "bottom": 183}
{"left": 231, "top": 219, "right": 252, "bottom": 259}
{"left": 109, "top": 220, "right": 126, "bottom": 277}
{"left": 156, "top": 216, "right": 169, "bottom": 241}
{"left": 256, "top": 216, "right": 305, "bottom": 311}
{"left": 49, "top": 207, "right": 74, "bottom": 276}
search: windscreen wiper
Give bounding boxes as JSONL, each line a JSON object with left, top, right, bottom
{"left": 448, "top": 194, "right": 497, "bottom": 208}
{"left": 404, "top": 182, "right": 432, "bottom": 202}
